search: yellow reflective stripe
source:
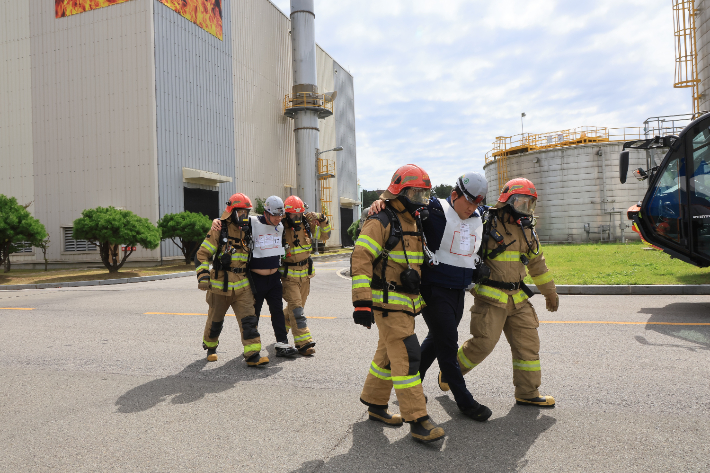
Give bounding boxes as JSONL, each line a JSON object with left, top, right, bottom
{"left": 279, "top": 267, "right": 312, "bottom": 278}
{"left": 243, "top": 343, "right": 261, "bottom": 353}
{"left": 369, "top": 362, "right": 392, "bottom": 381}
{"left": 473, "top": 284, "right": 508, "bottom": 304}
{"left": 487, "top": 250, "right": 522, "bottom": 262}
{"left": 531, "top": 271, "right": 554, "bottom": 286}
{"left": 210, "top": 279, "right": 250, "bottom": 290}
{"left": 294, "top": 333, "right": 312, "bottom": 342}
{"left": 372, "top": 290, "right": 421, "bottom": 311}
{"left": 512, "top": 290, "right": 529, "bottom": 304}
{"left": 197, "top": 263, "right": 210, "bottom": 272}
{"left": 322, "top": 224, "right": 331, "bottom": 232}
{"left": 413, "top": 295, "right": 425, "bottom": 311}
{"left": 200, "top": 240, "right": 217, "bottom": 255}
{"left": 291, "top": 246, "right": 312, "bottom": 255}
{"left": 355, "top": 235, "right": 382, "bottom": 257}
{"left": 203, "top": 339, "right": 218, "bottom": 348}
{"left": 352, "top": 274, "right": 372, "bottom": 289}
{"left": 388, "top": 251, "right": 425, "bottom": 264}
{"left": 457, "top": 347, "right": 478, "bottom": 370}
{"left": 231, "top": 253, "right": 248, "bottom": 261}
{"left": 392, "top": 373, "right": 422, "bottom": 389}
{"left": 513, "top": 359, "right": 540, "bottom": 371}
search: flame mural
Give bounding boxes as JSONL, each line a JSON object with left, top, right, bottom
{"left": 158, "top": 0, "right": 223, "bottom": 40}
{"left": 56, "top": 0, "right": 132, "bottom": 18}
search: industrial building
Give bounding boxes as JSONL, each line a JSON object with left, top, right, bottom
{"left": 0, "top": 0, "right": 358, "bottom": 268}
{"left": 483, "top": 1, "right": 710, "bottom": 243}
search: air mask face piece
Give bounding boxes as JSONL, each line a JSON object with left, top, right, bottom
{"left": 508, "top": 194, "right": 536, "bottom": 216}
{"left": 233, "top": 209, "right": 250, "bottom": 229}
{"left": 287, "top": 213, "right": 303, "bottom": 230}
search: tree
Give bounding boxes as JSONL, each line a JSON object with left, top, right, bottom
{"left": 73, "top": 207, "right": 161, "bottom": 273}
{"left": 0, "top": 195, "right": 48, "bottom": 272}
{"left": 361, "top": 190, "right": 380, "bottom": 209}
{"left": 254, "top": 197, "right": 266, "bottom": 215}
{"left": 432, "top": 184, "right": 453, "bottom": 198}
{"left": 347, "top": 219, "right": 360, "bottom": 243}
{"left": 158, "top": 211, "right": 212, "bottom": 264}
{"left": 37, "top": 235, "right": 51, "bottom": 271}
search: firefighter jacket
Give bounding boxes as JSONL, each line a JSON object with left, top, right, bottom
{"left": 196, "top": 211, "right": 251, "bottom": 295}
{"left": 279, "top": 212, "right": 331, "bottom": 279}
{"left": 474, "top": 207, "right": 556, "bottom": 309}
{"left": 351, "top": 199, "right": 426, "bottom": 315}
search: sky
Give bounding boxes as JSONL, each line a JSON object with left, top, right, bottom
{"left": 270, "top": 0, "right": 690, "bottom": 191}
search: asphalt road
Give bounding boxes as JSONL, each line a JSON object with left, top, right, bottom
{"left": 1, "top": 256, "right": 709, "bottom": 472}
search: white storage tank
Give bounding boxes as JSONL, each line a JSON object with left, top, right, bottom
{"left": 483, "top": 142, "right": 650, "bottom": 243}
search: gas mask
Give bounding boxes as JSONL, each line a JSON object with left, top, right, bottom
{"left": 286, "top": 213, "right": 303, "bottom": 231}
{"left": 232, "top": 209, "right": 250, "bottom": 231}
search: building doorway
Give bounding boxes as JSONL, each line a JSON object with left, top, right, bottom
{"left": 340, "top": 206, "right": 355, "bottom": 247}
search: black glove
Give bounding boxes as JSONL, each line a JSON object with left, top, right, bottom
{"left": 353, "top": 300, "right": 374, "bottom": 328}
{"left": 471, "top": 262, "right": 491, "bottom": 284}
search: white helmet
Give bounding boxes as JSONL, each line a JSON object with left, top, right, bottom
{"left": 456, "top": 172, "right": 488, "bottom": 204}
{"left": 264, "top": 195, "right": 285, "bottom": 216}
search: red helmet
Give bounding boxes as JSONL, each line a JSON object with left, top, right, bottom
{"left": 387, "top": 164, "right": 432, "bottom": 195}
{"left": 226, "top": 193, "right": 252, "bottom": 213}
{"left": 284, "top": 196, "right": 305, "bottom": 213}
{"left": 499, "top": 178, "right": 537, "bottom": 216}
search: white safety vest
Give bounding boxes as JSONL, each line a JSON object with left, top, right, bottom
{"left": 250, "top": 216, "right": 285, "bottom": 258}
{"left": 431, "top": 198, "right": 483, "bottom": 268}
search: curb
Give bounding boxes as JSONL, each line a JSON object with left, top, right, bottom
{"left": 0, "top": 271, "right": 195, "bottom": 291}
{"left": 530, "top": 285, "right": 710, "bottom": 296}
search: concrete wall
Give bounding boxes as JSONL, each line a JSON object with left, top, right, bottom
{"left": 27, "top": 0, "right": 159, "bottom": 264}
{"left": 153, "top": 0, "right": 236, "bottom": 258}
{"left": 316, "top": 44, "right": 339, "bottom": 245}
{"left": 483, "top": 142, "right": 649, "bottom": 242}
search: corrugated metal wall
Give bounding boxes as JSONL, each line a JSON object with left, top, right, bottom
{"left": 333, "top": 59, "right": 358, "bottom": 238}
{"left": 0, "top": 0, "right": 34, "bottom": 223}
{"left": 316, "top": 44, "right": 338, "bottom": 244}
{"left": 153, "top": 0, "right": 236, "bottom": 259}
{"left": 27, "top": 0, "right": 159, "bottom": 264}
{"left": 483, "top": 143, "right": 648, "bottom": 242}
{"left": 230, "top": 0, "right": 295, "bottom": 203}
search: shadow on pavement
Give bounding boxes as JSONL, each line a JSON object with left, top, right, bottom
{"left": 636, "top": 302, "right": 710, "bottom": 351}
{"left": 289, "top": 396, "right": 556, "bottom": 472}
{"left": 115, "top": 355, "right": 283, "bottom": 414}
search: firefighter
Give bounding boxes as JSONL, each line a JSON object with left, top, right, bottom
{"left": 450, "top": 178, "right": 559, "bottom": 407}
{"left": 279, "top": 195, "right": 331, "bottom": 355}
{"left": 196, "top": 193, "right": 269, "bottom": 366}
{"left": 352, "top": 164, "right": 446, "bottom": 444}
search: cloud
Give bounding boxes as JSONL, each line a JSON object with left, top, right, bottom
{"left": 271, "top": 0, "right": 690, "bottom": 190}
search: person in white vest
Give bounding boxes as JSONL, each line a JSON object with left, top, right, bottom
{"left": 369, "top": 172, "right": 492, "bottom": 422}
{"left": 212, "top": 196, "right": 298, "bottom": 358}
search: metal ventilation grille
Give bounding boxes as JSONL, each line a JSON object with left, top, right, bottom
{"left": 63, "top": 228, "right": 97, "bottom": 252}
{"left": 14, "top": 242, "right": 33, "bottom": 253}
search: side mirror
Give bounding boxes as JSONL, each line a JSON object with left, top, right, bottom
{"left": 619, "top": 150, "right": 630, "bottom": 184}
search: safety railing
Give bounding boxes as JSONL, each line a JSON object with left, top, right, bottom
{"left": 283, "top": 93, "right": 334, "bottom": 115}
{"left": 485, "top": 127, "right": 648, "bottom": 164}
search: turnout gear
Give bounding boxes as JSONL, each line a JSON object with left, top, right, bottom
{"left": 409, "top": 419, "right": 445, "bottom": 443}
{"left": 196, "top": 205, "right": 267, "bottom": 363}
{"left": 353, "top": 172, "right": 435, "bottom": 425}
{"left": 264, "top": 195, "right": 285, "bottom": 216}
{"left": 206, "top": 347, "right": 218, "bottom": 362}
{"left": 545, "top": 293, "right": 559, "bottom": 312}
{"left": 368, "top": 406, "right": 403, "bottom": 426}
{"left": 246, "top": 352, "right": 270, "bottom": 367}
{"left": 457, "top": 194, "right": 557, "bottom": 400}
{"left": 280, "top": 206, "right": 331, "bottom": 350}
{"left": 456, "top": 172, "right": 488, "bottom": 205}
{"left": 353, "top": 301, "right": 374, "bottom": 328}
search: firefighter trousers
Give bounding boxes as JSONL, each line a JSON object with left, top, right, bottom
{"left": 282, "top": 276, "right": 313, "bottom": 347}
{"left": 203, "top": 290, "right": 262, "bottom": 359}
{"left": 360, "top": 310, "right": 428, "bottom": 422}
{"left": 458, "top": 296, "right": 542, "bottom": 399}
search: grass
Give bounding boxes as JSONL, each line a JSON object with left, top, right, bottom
{"left": 522, "top": 242, "right": 710, "bottom": 285}
{"left": 0, "top": 262, "right": 194, "bottom": 286}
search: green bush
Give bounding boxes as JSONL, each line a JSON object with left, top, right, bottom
{"left": 73, "top": 206, "right": 161, "bottom": 273}
{"left": 347, "top": 219, "right": 360, "bottom": 243}
{"left": 158, "top": 211, "right": 212, "bottom": 264}
{"left": 254, "top": 197, "right": 266, "bottom": 215}
{"left": 0, "top": 195, "right": 47, "bottom": 272}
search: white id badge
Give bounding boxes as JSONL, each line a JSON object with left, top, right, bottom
{"left": 459, "top": 223, "right": 471, "bottom": 252}
{"left": 274, "top": 236, "right": 281, "bottom": 247}
{"left": 258, "top": 236, "right": 265, "bottom": 248}
{"left": 264, "top": 234, "right": 274, "bottom": 248}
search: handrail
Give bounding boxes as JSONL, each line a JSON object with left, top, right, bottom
{"left": 283, "top": 92, "right": 334, "bottom": 115}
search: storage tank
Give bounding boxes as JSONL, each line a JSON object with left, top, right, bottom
{"left": 483, "top": 141, "right": 649, "bottom": 243}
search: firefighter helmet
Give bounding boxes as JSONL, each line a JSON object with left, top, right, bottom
{"left": 387, "top": 164, "right": 432, "bottom": 205}
{"left": 499, "top": 178, "right": 537, "bottom": 216}
{"left": 284, "top": 196, "right": 305, "bottom": 214}
{"left": 226, "top": 193, "right": 252, "bottom": 212}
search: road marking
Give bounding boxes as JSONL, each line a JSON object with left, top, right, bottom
{"left": 0, "top": 308, "right": 34, "bottom": 310}
{"left": 144, "top": 312, "right": 336, "bottom": 319}
{"left": 541, "top": 321, "right": 710, "bottom": 326}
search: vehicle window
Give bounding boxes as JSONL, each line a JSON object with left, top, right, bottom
{"left": 644, "top": 157, "right": 686, "bottom": 244}
{"left": 693, "top": 125, "right": 710, "bottom": 151}
{"left": 691, "top": 143, "right": 710, "bottom": 258}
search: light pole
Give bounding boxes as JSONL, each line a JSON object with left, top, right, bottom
{"left": 521, "top": 112, "right": 526, "bottom": 136}
{"left": 313, "top": 146, "right": 344, "bottom": 254}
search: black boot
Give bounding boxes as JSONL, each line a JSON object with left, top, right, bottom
{"left": 461, "top": 403, "right": 492, "bottom": 422}
{"left": 368, "top": 406, "right": 403, "bottom": 426}
{"left": 409, "top": 418, "right": 445, "bottom": 443}
{"left": 206, "top": 348, "right": 218, "bottom": 362}
{"left": 516, "top": 395, "right": 555, "bottom": 407}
